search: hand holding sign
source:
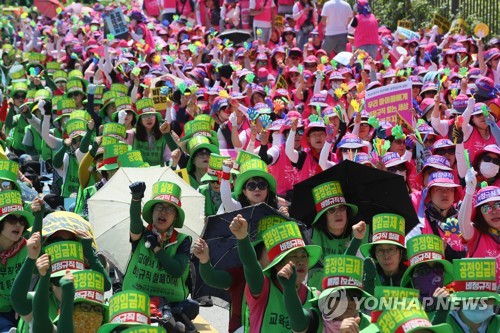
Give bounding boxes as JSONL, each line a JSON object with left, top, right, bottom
{"left": 474, "top": 23, "right": 489, "bottom": 39}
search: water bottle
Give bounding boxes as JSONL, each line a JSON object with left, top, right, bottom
{"left": 40, "top": 159, "right": 47, "bottom": 177}
{"left": 42, "top": 182, "right": 50, "bottom": 196}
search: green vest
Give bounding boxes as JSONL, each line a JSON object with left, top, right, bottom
{"left": 0, "top": 245, "right": 27, "bottom": 312}
{"left": 308, "top": 228, "right": 368, "bottom": 290}
{"left": 133, "top": 135, "right": 166, "bottom": 166}
{"left": 74, "top": 183, "right": 97, "bottom": 218}
{"left": 447, "top": 312, "right": 500, "bottom": 333}
{"left": 198, "top": 184, "right": 219, "bottom": 217}
{"left": 122, "top": 232, "right": 191, "bottom": 303}
{"left": 25, "top": 125, "right": 42, "bottom": 157}
{"left": 17, "top": 291, "right": 59, "bottom": 333}
{"left": 61, "top": 155, "right": 80, "bottom": 198}
{"left": 10, "top": 114, "right": 29, "bottom": 152}
{"left": 188, "top": 175, "right": 200, "bottom": 190}
{"left": 255, "top": 279, "right": 315, "bottom": 332}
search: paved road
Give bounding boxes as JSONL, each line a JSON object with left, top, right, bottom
{"left": 199, "top": 298, "right": 230, "bottom": 333}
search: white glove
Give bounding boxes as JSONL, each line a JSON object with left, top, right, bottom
{"left": 223, "top": 164, "right": 231, "bottom": 173}
{"left": 229, "top": 112, "right": 238, "bottom": 127}
{"left": 467, "top": 97, "right": 475, "bottom": 109}
{"left": 465, "top": 167, "right": 477, "bottom": 194}
{"left": 87, "top": 83, "right": 97, "bottom": 95}
{"left": 37, "top": 99, "right": 46, "bottom": 113}
{"left": 431, "top": 25, "right": 438, "bottom": 34}
{"left": 118, "top": 110, "right": 127, "bottom": 124}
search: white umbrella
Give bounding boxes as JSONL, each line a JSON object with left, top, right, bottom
{"left": 333, "top": 51, "right": 353, "bottom": 66}
{"left": 88, "top": 167, "right": 205, "bottom": 272}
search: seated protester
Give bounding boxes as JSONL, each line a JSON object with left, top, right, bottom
{"left": 278, "top": 255, "right": 375, "bottom": 333}
{"left": 360, "top": 214, "right": 408, "bottom": 293}
{"left": 400, "top": 235, "right": 453, "bottom": 310}
{"left": 229, "top": 216, "right": 322, "bottom": 333}
{"left": 307, "top": 181, "right": 368, "bottom": 290}
{"left": 125, "top": 181, "right": 198, "bottom": 332}
{"left": 285, "top": 115, "right": 326, "bottom": 183}
{"left": 446, "top": 258, "right": 499, "bottom": 332}
{"left": 458, "top": 171, "right": 500, "bottom": 287}
{"left": 408, "top": 171, "right": 466, "bottom": 261}
{"left": 198, "top": 153, "right": 224, "bottom": 217}
{"left": 97, "top": 290, "right": 167, "bottom": 333}
{"left": 0, "top": 195, "right": 41, "bottom": 332}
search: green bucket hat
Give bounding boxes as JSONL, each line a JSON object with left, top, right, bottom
{"left": 96, "top": 290, "right": 150, "bottom": 333}
{"left": 110, "top": 83, "right": 129, "bottom": 96}
{"left": 46, "top": 61, "right": 61, "bottom": 75}
{"left": 112, "top": 96, "right": 138, "bottom": 122}
{"left": 8, "top": 65, "right": 26, "bottom": 83}
{"left": 234, "top": 158, "right": 277, "bottom": 198}
{"left": 66, "top": 79, "right": 86, "bottom": 97}
{"left": 376, "top": 305, "right": 453, "bottom": 333}
{"left": 44, "top": 240, "right": 85, "bottom": 278}
{"left": 97, "top": 143, "right": 130, "bottom": 171}
{"left": 65, "top": 118, "right": 87, "bottom": 139}
{"left": 262, "top": 221, "right": 321, "bottom": 271}
{"left": 117, "top": 150, "right": 149, "bottom": 168}
{"left": 136, "top": 98, "right": 160, "bottom": 121}
{"left": 119, "top": 326, "right": 166, "bottom": 333}
{"left": 10, "top": 82, "right": 28, "bottom": 97}
{"left": 100, "top": 136, "right": 120, "bottom": 148}
{"left": 68, "top": 69, "right": 88, "bottom": 89}
{"left": 25, "top": 90, "right": 36, "bottom": 104}
{"left": 451, "top": 258, "right": 500, "bottom": 304}
{"left": 25, "top": 52, "right": 46, "bottom": 72}
{"left": 55, "top": 98, "right": 76, "bottom": 122}
{"left": 0, "top": 159, "right": 21, "bottom": 191}
{"left": 312, "top": 181, "right": 358, "bottom": 224}
{"left": 73, "top": 270, "right": 108, "bottom": 307}
{"left": 0, "top": 190, "right": 34, "bottom": 226}
{"left": 142, "top": 181, "right": 185, "bottom": 228}
{"left": 195, "top": 114, "right": 215, "bottom": 130}
{"left": 92, "top": 84, "right": 105, "bottom": 105}
{"left": 181, "top": 119, "right": 218, "bottom": 145}
{"left": 102, "top": 122, "right": 127, "bottom": 141}
{"left": 70, "top": 110, "right": 92, "bottom": 122}
{"left": 53, "top": 70, "right": 68, "bottom": 83}
{"left": 360, "top": 214, "right": 406, "bottom": 258}
{"left": 100, "top": 90, "right": 120, "bottom": 118}
{"left": 401, "top": 234, "right": 454, "bottom": 287}
{"left": 31, "top": 89, "right": 52, "bottom": 112}
{"left": 200, "top": 153, "right": 225, "bottom": 183}
{"left": 251, "top": 215, "right": 289, "bottom": 247}
{"left": 186, "top": 136, "right": 220, "bottom": 172}
{"left": 233, "top": 150, "right": 260, "bottom": 172}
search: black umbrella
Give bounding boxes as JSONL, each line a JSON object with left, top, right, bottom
{"left": 218, "top": 29, "right": 252, "bottom": 45}
{"left": 289, "top": 160, "right": 418, "bottom": 234}
{"left": 191, "top": 203, "right": 306, "bottom": 302}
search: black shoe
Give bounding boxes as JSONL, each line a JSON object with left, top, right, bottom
{"left": 196, "top": 296, "right": 213, "bottom": 307}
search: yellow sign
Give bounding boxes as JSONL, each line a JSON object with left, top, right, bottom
{"left": 324, "top": 255, "right": 362, "bottom": 276}
{"left": 432, "top": 13, "right": 450, "bottom": 35}
{"left": 150, "top": 87, "right": 167, "bottom": 112}
{"left": 258, "top": 216, "right": 287, "bottom": 235}
{"left": 275, "top": 75, "right": 288, "bottom": 90}
{"left": 397, "top": 20, "right": 412, "bottom": 30}
{"left": 174, "top": 168, "right": 190, "bottom": 184}
{"left": 474, "top": 23, "right": 489, "bottom": 39}
{"left": 449, "top": 18, "right": 466, "bottom": 34}
{"left": 274, "top": 15, "right": 284, "bottom": 27}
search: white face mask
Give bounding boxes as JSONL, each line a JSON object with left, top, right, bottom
{"left": 342, "top": 152, "right": 350, "bottom": 161}
{"left": 479, "top": 161, "right": 499, "bottom": 179}
{"left": 395, "top": 170, "right": 407, "bottom": 181}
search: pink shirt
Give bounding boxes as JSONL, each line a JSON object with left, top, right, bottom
{"left": 463, "top": 227, "right": 500, "bottom": 285}
{"left": 354, "top": 14, "right": 379, "bottom": 48}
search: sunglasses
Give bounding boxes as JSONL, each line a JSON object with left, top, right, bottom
{"left": 326, "top": 205, "right": 347, "bottom": 214}
{"left": 289, "top": 73, "right": 299, "bottom": 77}
{"left": 480, "top": 202, "right": 500, "bottom": 215}
{"left": 0, "top": 181, "right": 12, "bottom": 190}
{"left": 435, "top": 148, "right": 455, "bottom": 156}
{"left": 245, "top": 180, "right": 268, "bottom": 191}
{"left": 296, "top": 129, "right": 304, "bottom": 135}
{"left": 482, "top": 155, "right": 500, "bottom": 166}
{"left": 67, "top": 92, "right": 82, "bottom": 98}
{"left": 5, "top": 216, "right": 27, "bottom": 227}
{"left": 14, "top": 94, "right": 26, "bottom": 100}
{"left": 257, "top": 61, "right": 268, "bottom": 65}
{"left": 71, "top": 137, "right": 81, "bottom": 145}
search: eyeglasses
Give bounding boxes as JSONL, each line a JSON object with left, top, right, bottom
{"left": 245, "top": 181, "right": 268, "bottom": 191}
{"left": 257, "top": 61, "right": 268, "bottom": 66}
{"left": 388, "top": 164, "right": 406, "bottom": 172}
{"left": 375, "top": 247, "right": 400, "bottom": 256}
{"left": 411, "top": 263, "right": 444, "bottom": 277}
{"left": 480, "top": 202, "right": 500, "bottom": 215}
{"left": 435, "top": 148, "right": 455, "bottom": 156}
{"left": 296, "top": 129, "right": 304, "bottom": 135}
{"left": 482, "top": 155, "right": 500, "bottom": 166}
{"left": 14, "top": 94, "right": 26, "bottom": 100}
{"left": 71, "top": 137, "right": 82, "bottom": 145}
{"left": 195, "top": 149, "right": 211, "bottom": 158}
{"left": 141, "top": 114, "right": 156, "bottom": 120}
{"left": 67, "top": 92, "right": 82, "bottom": 98}
{"left": 75, "top": 302, "right": 105, "bottom": 314}
{"left": 326, "top": 205, "right": 347, "bottom": 214}
{"left": 4, "top": 216, "right": 27, "bottom": 227}
{"left": 154, "top": 204, "right": 177, "bottom": 214}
